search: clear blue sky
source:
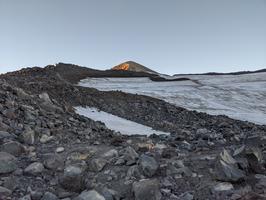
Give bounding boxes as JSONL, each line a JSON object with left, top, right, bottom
{"left": 0, "top": 0, "right": 266, "bottom": 74}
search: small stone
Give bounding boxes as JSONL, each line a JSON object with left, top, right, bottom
{"left": 41, "top": 192, "right": 59, "bottom": 200}
{"left": 24, "top": 162, "right": 44, "bottom": 175}
{"left": 178, "top": 192, "right": 194, "bottom": 200}
{"left": 18, "top": 194, "right": 31, "bottom": 200}
{"left": 0, "top": 186, "right": 12, "bottom": 197}
{"left": 40, "top": 135, "right": 54, "bottom": 143}
{"left": 133, "top": 179, "right": 161, "bottom": 200}
{"left": 0, "top": 152, "right": 17, "bottom": 174}
{"left": 139, "top": 154, "right": 158, "bottom": 177}
{"left": 102, "top": 149, "right": 118, "bottom": 159}
{"left": 2, "top": 176, "right": 17, "bottom": 191}
{"left": 39, "top": 92, "right": 52, "bottom": 104}
{"left": 43, "top": 153, "right": 64, "bottom": 171}
{"left": 127, "top": 165, "right": 142, "bottom": 179}
{"left": 56, "top": 147, "right": 65, "bottom": 153}
{"left": 30, "top": 190, "right": 43, "bottom": 200}
{"left": 213, "top": 182, "right": 234, "bottom": 192}
{"left": 75, "top": 190, "right": 105, "bottom": 200}
{"left": 0, "top": 131, "right": 14, "bottom": 140}
{"left": 20, "top": 129, "right": 35, "bottom": 145}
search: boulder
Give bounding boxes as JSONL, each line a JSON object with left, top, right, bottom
{"left": 24, "top": 162, "right": 44, "bottom": 175}
{"left": 139, "top": 154, "right": 158, "bottom": 177}
{"left": 1, "top": 141, "right": 25, "bottom": 156}
{"left": 89, "top": 158, "right": 107, "bottom": 172}
{"left": 132, "top": 179, "right": 161, "bottom": 200}
{"left": 0, "top": 152, "right": 17, "bottom": 174}
{"left": 123, "top": 146, "right": 139, "bottom": 165}
{"left": 60, "top": 165, "right": 85, "bottom": 192}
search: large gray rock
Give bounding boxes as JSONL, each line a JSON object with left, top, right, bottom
{"left": 75, "top": 190, "right": 105, "bottom": 200}
{"left": 133, "top": 179, "right": 161, "bottom": 200}
{"left": 0, "top": 152, "right": 17, "bottom": 174}
{"left": 216, "top": 149, "right": 245, "bottom": 182}
{"left": 60, "top": 165, "right": 85, "bottom": 192}
{"left": 1, "top": 141, "right": 25, "bottom": 156}
{"left": 41, "top": 192, "right": 59, "bottom": 200}
{"left": 139, "top": 155, "right": 158, "bottom": 177}
{"left": 124, "top": 146, "right": 139, "bottom": 165}
{"left": 24, "top": 162, "right": 44, "bottom": 175}
{"left": 89, "top": 158, "right": 107, "bottom": 172}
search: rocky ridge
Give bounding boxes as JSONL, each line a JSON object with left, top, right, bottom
{"left": 0, "top": 65, "right": 265, "bottom": 199}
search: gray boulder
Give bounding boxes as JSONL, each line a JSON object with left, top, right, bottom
{"left": 60, "top": 165, "right": 85, "bottom": 192}
{"left": 0, "top": 152, "right": 17, "bottom": 174}
{"left": 124, "top": 146, "right": 139, "bottom": 165}
{"left": 89, "top": 158, "right": 107, "bottom": 172}
{"left": 216, "top": 149, "right": 245, "bottom": 182}
{"left": 133, "top": 179, "right": 161, "bottom": 200}
{"left": 1, "top": 141, "right": 25, "bottom": 156}
{"left": 24, "top": 162, "right": 44, "bottom": 175}
{"left": 139, "top": 154, "right": 158, "bottom": 177}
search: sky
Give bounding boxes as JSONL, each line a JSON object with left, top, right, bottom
{"left": 0, "top": 0, "right": 266, "bottom": 75}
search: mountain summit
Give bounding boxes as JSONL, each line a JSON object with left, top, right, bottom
{"left": 111, "top": 61, "right": 158, "bottom": 74}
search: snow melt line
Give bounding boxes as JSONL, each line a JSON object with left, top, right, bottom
{"left": 75, "top": 106, "right": 170, "bottom": 136}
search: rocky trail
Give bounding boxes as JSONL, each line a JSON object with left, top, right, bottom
{"left": 0, "top": 63, "right": 266, "bottom": 200}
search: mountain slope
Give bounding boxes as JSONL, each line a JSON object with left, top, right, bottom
{"left": 112, "top": 61, "right": 158, "bottom": 74}
{"left": 0, "top": 64, "right": 266, "bottom": 199}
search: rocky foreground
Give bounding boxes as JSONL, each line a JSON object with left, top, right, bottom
{"left": 0, "top": 63, "right": 266, "bottom": 200}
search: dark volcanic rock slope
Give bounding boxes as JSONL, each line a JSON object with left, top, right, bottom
{"left": 0, "top": 65, "right": 266, "bottom": 200}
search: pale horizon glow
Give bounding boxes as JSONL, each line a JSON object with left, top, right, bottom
{"left": 0, "top": 0, "right": 266, "bottom": 75}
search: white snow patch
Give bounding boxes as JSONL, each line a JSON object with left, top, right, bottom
{"left": 78, "top": 72, "right": 266, "bottom": 125}
{"left": 75, "top": 106, "right": 170, "bottom": 136}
